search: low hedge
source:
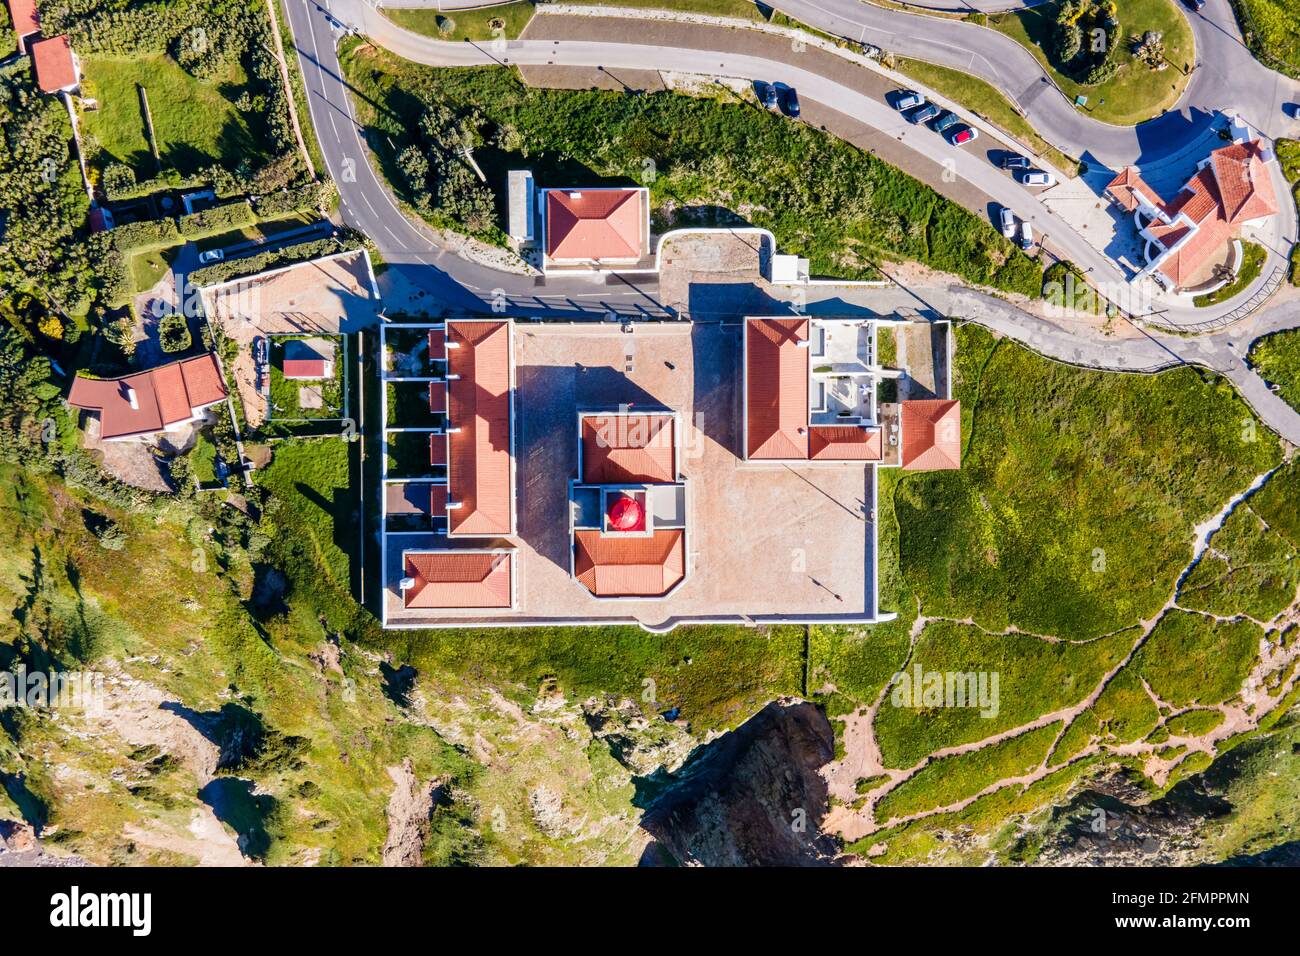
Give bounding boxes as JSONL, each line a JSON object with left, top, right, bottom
{"left": 190, "top": 233, "right": 363, "bottom": 287}
{"left": 179, "top": 201, "right": 256, "bottom": 240}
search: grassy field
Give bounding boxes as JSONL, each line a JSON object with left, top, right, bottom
{"left": 892, "top": 57, "right": 1077, "bottom": 174}
{"left": 987, "top": 0, "right": 1195, "bottom": 126}
{"left": 1249, "top": 329, "right": 1300, "bottom": 411}
{"left": 1179, "top": 503, "right": 1300, "bottom": 620}
{"left": 1133, "top": 611, "right": 1262, "bottom": 706}
{"left": 1232, "top": 0, "right": 1300, "bottom": 75}
{"left": 127, "top": 244, "right": 180, "bottom": 294}
{"left": 384, "top": 2, "right": 538, "bottom": 41}
{"left": 339, "top": 41, "right": 1042, "bottom": 294}
{"left": 79, "top": 55, "right": 270, "bottom": 180}
{"left": 896, "top": 325, "right": 1282, "bottom": 641}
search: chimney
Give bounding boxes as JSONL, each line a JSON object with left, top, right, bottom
{"left": 126, "top": 387, "right": 139, "bottom": 410}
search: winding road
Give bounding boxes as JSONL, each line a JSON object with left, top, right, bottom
{"left": 281, "top": 0, "right": 1300, "bottom": 441}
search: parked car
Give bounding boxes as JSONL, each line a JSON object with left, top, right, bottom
{"left": 198, "top": 248, "right": 225, "bottom": 264}
{"left": 757, "top": 81, "right": 778, "bottom": 110}
{"left": 932, "top": 111, "right": 960, "bottom": 133}
{"left": 998, "top": 206, "right": 1017, "bottom": 240}
{"left": 1183, "top": 0, "right": 1205, "bottom": 11}
{"left": 1020, "top": 169, "right": 1057, "bottom": 187}
{"left": 1020, "top": 221, "right": 1035, "bottom": 251}
{"left": 1001, "top": 153, "right": 1031, "bottom": 170}
{"left": 947, "top": 125, "right": 979, "bottom": 146}
{"left": 782, "top": 86, "right": 800, "bottom": 118}
{"left": 1285, "top": 102, "right": 1300, "bottom": 119}
{"left": 893, "top": 89, "right": 925, "bottom": 111}
{"left": 909, "top": 103, "right": 941, "bottom": 125}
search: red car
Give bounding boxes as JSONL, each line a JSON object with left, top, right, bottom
{"left": 947, "top": 125, "right": 979, "bottom": 147}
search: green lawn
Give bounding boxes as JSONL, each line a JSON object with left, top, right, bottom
{"left": 896, "top": 325, "right": 1282, "bottom": 641}
{"left": 384, "top": 3, "right": 538, "bottom": 41}
{"left": 189, "top": 431, "right": 221, "bottom": 487}
{"left": 1249, "top": 329, "right": 1300, "bottom": 410}
{"left": 1194, "top": 241, "right": 1267, "bottom": 307}
{"left": 79, "top": 55, "right": 270, "bottom": 180}
{"left": 1179, "top": 503, "right": 1300, "bottom": 620}
{"left": 893, "top": 57, "right": 1077, "bottom": 174}
{"left": 339, "top": 40, "right": 1042, "bottom": 295}
{"left": 127, "top": 244, "right": 180, "bottom": 294}
{"left": 1232, "top": 0, "right": 1300, "bottom": 75}
{"left": 987, "top": 0, "right": 1195, "bottom": 126}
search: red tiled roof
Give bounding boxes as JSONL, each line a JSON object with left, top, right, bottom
{"left": 545, "top": 189, "right": 644, "bottom": 261}
{"left": 574, "top": 529, "right": 684, "bottom": 597}
{"left": 1211, "top": 141, "right": 1278, "bottom": 224}
{"left": 403, "top": 551, "right": 512, "bottom": 608}
{"left": 446, "top": 321, "right": 513, "bottom": 536}
{"left": 901, "top": 399, "right": 961, "bottom": 471}
{"left": 428, "top": 328, "right": 445, "bottom": 360}
{"left": 430, "top": 434, "right": 447, "bottom": 467}
{"left": 31, "top": 34, "right": 77, "bottom": 93}
{"left": 809, "top": 425, "right": 883, "bottom": 461}
{"left": 1171, "top": 168, "right": 1221, "bottom": 224}
{"left": 746, "top": 318, "right": 809, "bottom": 459}
{"left": 1156, "top": 213, "right": 1232, "bottom": 287}
{"left": 283, "top": 358, "right": 326, "bottom": 379}
{"left": 1104, "top": 167, "right": 1163, "bottom": 213}
{"left": 581, "top": 413, "right": 676, "bottom": 484}
{"left": 428, "top": 381, "right": 447, "bottom": 414}
{"left": 8, "top": 0, "right": 39, "bottom": 52}
{"left": 67, "top": 353, "right": 227, "bottom": 440}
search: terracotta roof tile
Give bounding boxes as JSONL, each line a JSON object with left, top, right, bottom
{"left": 745, "top": 318, "right": 809, "bottom": 459}
{"left": 545, "top": 189, "right": 644, "bottom": 261}
{"left": 403, "top": 551, "right": 512, "bottom": 608}
{"left": 31, "top": 34, "right": 77, "bottom": 93}
{"left": 446, "top": 321, "right": 513, "bottom": 536}
{"left": 1105, "top": 167, "right": 1164, "bottom": 213}
{"left": 581, "top": 414, "right": 676, "bottom": 483}
{"left": 901, "top": 399, "right": 961, "bottom": 470}
{"left": 573, "top": 529, "right": 684, "bottom": 597}
{"left": 67, "top": 353, "right": 227, "bottom": 440}
{"left": 7, "top": 0, "right": 39, "bottom": 51}
{"left": 809, "top": 425, "right": 883, "bottom": 460}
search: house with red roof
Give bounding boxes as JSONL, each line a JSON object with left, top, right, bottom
{"left": 30, "top": 33, "right": 79, "bottom": 94}
{"left": 398, "top": 549, "right": 515, "bottom": 610}
{"left": 539, "top": 186, "right": 650, "bottom": 272}
{"left": 67, "top": 353, "right": 228, "bottom": 442}
{"left": 742, "top": 316, "right": 959, "bottom": 470}
{"left": 6, "top": 0, "right": 40, "bottom": 54}
{"left": 1105, "top": 125, "right": 1280, "bottom": 293}
{"left": 569, "top": 409, "right": 688, "bottom": 599}
{"left": 280, "top": 337, "right": 335, "bottom": 380}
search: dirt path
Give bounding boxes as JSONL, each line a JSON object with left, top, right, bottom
{"left": 821, "top": 460, "right": 1300, "bottom": 845}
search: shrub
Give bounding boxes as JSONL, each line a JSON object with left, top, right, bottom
{"left": 94, "top": 519, "right": 128, "bottom": 551}
{"left": 159, "top": 313, "right": 192, "bottom": 353}
{"left": 179, "top": 201, "right": 255, "bottom": 240}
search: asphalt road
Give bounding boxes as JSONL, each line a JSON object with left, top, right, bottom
{"left": 283, "top": 0, "right": 1300, "bottom": 440}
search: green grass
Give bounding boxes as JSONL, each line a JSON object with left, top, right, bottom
{"left": 338, "top": 40, "right": 1042, "bottom": 295}
{"left": 1132, "top": 611, "right": 1261, "bottom": 707}
{"left": 1248, "top": 458, "right": 1300, "bottom": 549}
{"left": 874, "top": 722, "right": 1060, "bottom": 821}
{"left": 79, "top": 54, "right": 271, "bottom": 180}
{"left": 1193, "top": 241, "right": 1266, "bottom": 307}
{"left": 383, "top": 3, "right": 538, "bottom": 42}
{"left": 1043, "top": 260, "right": 1105, "bottom": 314}
{"left": 127, "top": 244, "right": 179, "bottom": 294}
{"left": 1249, "top": 329, "right": 1300, "bottom": 411}
{"left": 255, "top": 437, "right": 354, "bottom": 593}
{"left": 892, "top": 57, "right": 1077, "bottom": 174}
{"left": 1231, "top": 0, "right": 1300, "bottom": 76}
{"left": 873, "top": 623, "right": 1134, "bottom": 767}
{"left": 896, "top": 325, "right": 1282, "bottom": 641}
{"left": 1179, "top": 504, "right": 1300, "bottom": 621}
{"left": 189, "top": 432, "right": 220, "bottom": 486}
{"left": 1164, "top": 709, "right": 1225, "bottom": 737}
{"left": 987, "top": 0, "right": 1195, "bottom": 126}
{"left": 567, "top": 0, "right": 766, "bottom": 16}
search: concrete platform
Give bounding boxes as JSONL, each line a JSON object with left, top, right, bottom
{"left": 382, "top": 322, "right": 879, "bottom": 631}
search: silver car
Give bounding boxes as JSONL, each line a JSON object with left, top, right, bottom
{"left": 1020, "top": 169, "right": 1056, "bottom": 187}
{"left": 998, "top": 206, "right": 1017, "bottom": 239}
{"left": 894, "top": 90, "right": 925, "bottom": 111}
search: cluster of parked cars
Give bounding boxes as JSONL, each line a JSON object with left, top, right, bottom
{"left": 997, "top": 205, "right": 1035, "bottom": 251}
{"left": 1000, "top": 151, "right": 1056, "bottom": 187}
{"left": 755, "top": 81, "right": 800, "bottom": 118}
{"left": 892, "top": 89, "right": 978, "bottom": 146}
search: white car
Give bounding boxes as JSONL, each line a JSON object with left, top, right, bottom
{"left": 1020, "top": 169, "right": 1056, "bottom": 187}
{"left": 998, "top": 206, "right": 1017, "bottom": 239}
{"left": 198, "top": 248, "right": 225, "bottom": 264}
{"left": 1020, "top": 221, "right": 1035, "bottom": 251}
{"left": 893, "top": 90, "right": 925, "bottom": 111}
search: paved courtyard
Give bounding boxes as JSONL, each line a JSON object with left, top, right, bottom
{"left": 383, "top": 321, "right": 879, "bottom": 630}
